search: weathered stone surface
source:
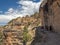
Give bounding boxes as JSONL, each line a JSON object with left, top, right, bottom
{"left": 3, "top": 30, "right": 23, "bottom": 45}
{"left": 2, "top": 0, "right": 60, "bottom": 45}
{"left": 39, "top": 0, "right": 60, "bottom": 33}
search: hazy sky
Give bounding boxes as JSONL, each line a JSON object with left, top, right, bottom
{"left": 0, "top": 0, "right": 43, "bottom": 26}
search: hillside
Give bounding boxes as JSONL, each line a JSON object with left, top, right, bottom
{"left": 4, "top": 12, "right": 41, "bottom": 30}
{"left": 2, "top": 12, "right": 42, "bottom": 45}
{"left": 1, "top": 0, "right": 60, "bottom": 45}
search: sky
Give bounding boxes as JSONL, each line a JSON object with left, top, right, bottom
{"left": 0, "top": 0, "right": 43, "bottom": 26}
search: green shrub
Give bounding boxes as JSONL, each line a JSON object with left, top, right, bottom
{"left": 23, "top": 26, "right": 32, "bottom": 45}
{"left": 23, "top": 27, "right": 28, "bottom": 42}
{"left": 27, "top": 34, "right": 32, "bottom": 41}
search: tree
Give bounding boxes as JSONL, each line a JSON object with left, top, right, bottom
{"left": 23, "top": 26, "right": 28, "bottom": 45}
{"left": 23, "top": 26, "right": 32, "bottom": 45}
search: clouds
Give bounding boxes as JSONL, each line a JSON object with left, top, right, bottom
{"left": 18, "top": 0, "right": 42, "bottom": 15}
{"left": 0, "top": 15, "right": 14, "bottom": 25}
{"left": 4, "top": 0, "right": 43, "bottom": 16}
{"left": 0, "top": 11, "right": 3, "bottom": 14}
{"left": 18, "top": 1, "right": 37, "bottom": 15}
{"left": 5, "top": 0, "right": 43, "bottom": 16}
{"left": 0, "top": 0, "right": 43, "bottom": 25}
{"left": 5, "top": 8, "right": 14, "bottom": 14}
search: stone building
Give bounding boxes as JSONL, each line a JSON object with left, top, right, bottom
{"left": 39, "top": 0, "right": 60, "bottom": 33}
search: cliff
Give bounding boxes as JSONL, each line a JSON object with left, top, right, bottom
{"left": 31, "top": 0, "right": 60, "bottom": 45}
{"left": 1, "top": 0, "right": 60, "bottom": 45}
{"left": 39, "top": 0, "right": 60, "bottom": 33}
{"left": 3, "top": 12, "right": 42, "bottom": 45}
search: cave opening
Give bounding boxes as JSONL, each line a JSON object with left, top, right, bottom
{"left": 49, "top": 25, "right": 53, "bottom": 32}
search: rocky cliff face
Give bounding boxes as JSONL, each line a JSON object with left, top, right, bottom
{"left": 3, "top": 30, "right": 23, "bottom": 45}
{"left": 3, "top": 13, "right": 42, "bottom": 45}
{"left": 31, "top": 0, "right": 60, "bottom": 45}
{"left": 4, "top": 13, "right": 41, "bottom": 30}
{"left": 1, "top": 0, "right": 60, "bottom": 45}
{"left": 39, "top": 0, "right": 60, "bottom": 33}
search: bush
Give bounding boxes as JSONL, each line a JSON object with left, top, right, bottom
{"left": 23, "top": 26, "right": 32, "bottom": 45}
{"left": 23, "top": 26, "right": 28, "bottom": 42}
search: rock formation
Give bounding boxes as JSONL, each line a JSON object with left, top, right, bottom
{"left": 3, "top": 30, "right": 23, "bottom": 45}
{"left": 2, "top": 13, "right": 40, "bottom": 45}
{"left": 39, "top": 0, "right": 60, "bottom": 33}
{"left": 1, "top": 0, "right": 60, "bottom": 45}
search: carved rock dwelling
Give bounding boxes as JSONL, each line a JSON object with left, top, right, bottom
{"left": 39, "top": 0, "right": 60, "bottom": 33}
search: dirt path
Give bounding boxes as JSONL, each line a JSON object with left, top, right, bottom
{"left": 39, "top": 31, "right": 60, "bottom": 45}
